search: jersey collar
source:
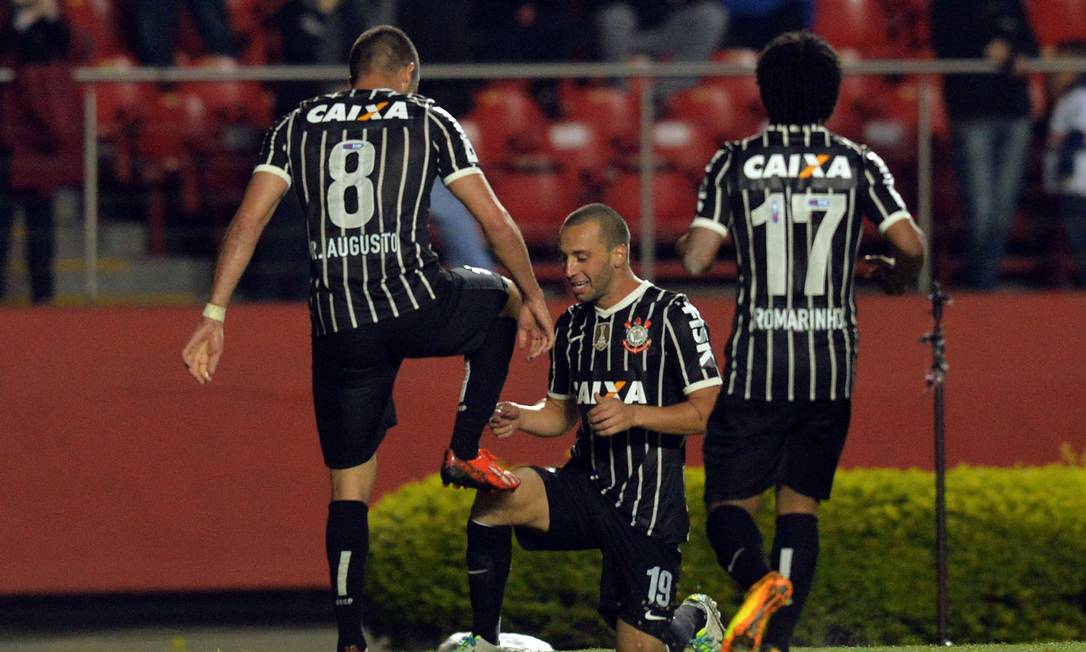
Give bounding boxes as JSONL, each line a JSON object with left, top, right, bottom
{"left": 767, "top": 123, "right": 826, "bottom": 132}
{"left": 594, "top": 279, "right": 651, "bottom": 318}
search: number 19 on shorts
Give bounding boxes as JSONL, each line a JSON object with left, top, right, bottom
{"left": 646, "top": 566, "right": 673, "bottom": 609}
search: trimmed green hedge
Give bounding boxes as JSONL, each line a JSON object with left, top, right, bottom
{"left": 366, "top": 465, "right": 1086, "bottom": 649}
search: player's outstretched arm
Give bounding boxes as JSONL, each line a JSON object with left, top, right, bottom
{"left": 862, "top": 218, "right": 927, "bottom": 295}
{"left": 448, "top": 174, "right": 554, "bottom": 358}
{"left": 587, "top": 385, "right": 720, "bottom": 437}
{"left": 181, "top": 172, "right": 288, "bottom": 384}
{"left": 489, "top": 397, "right": 578, "bottom": 439}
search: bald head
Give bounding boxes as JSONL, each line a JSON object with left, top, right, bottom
{"left": 348, "top": 25, "right": 420, "bottom": 89}
{"left": 561, "top": 203, "right": 631, "bottom": 252}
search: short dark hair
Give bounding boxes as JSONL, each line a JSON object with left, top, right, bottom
{"left": 348, "top": 25, "right": 420, "bottom": 86}
{"left": 561, "top": 203, "right": 631, "bottom": 251}
{"left": 756, "top": 31, "right": 841, "bottom": 125}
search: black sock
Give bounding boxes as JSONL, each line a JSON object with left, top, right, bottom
{"left": 765, "top": 514, "right": 819, "bottom": 650}
{"left": 666, "top": 601, "right": 708, "bottom": 652}
{"left": 326, "top": 501, "right": 369, "bottom": 651}
{"left": 449, "top": 317, "right": 516, "bottom": 460}
{"left": 466, "top": 519, "right": 513, "bottom": 645}
{"left": 706, "top": 505, "right": 771, "bottom": 590}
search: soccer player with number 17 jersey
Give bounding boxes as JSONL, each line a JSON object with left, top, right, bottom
{"left": 678, "top": 31, "right": 927, "bottom": 652}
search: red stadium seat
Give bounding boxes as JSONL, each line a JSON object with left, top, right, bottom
{"left": 813, "top": 0, "right": 891, "bottom": 56}
{"left": 664, "top": 84, "right": 735, "bottom": 142}
{"left": 467, "top": 86, "right": 548, "bottom": 166}
{"left": 92, "top": 56, "right": 156, "bottom": 183}
{"left": 543, "top": 120, "right": 610, "bottom": 189}
{"left": 490, "top": 170, "right": 580, "bottom": 245}
{"left": 135, "top": 91, "right": 207, "bottom": 254}
{"left": 653, "top": 120, "right": 718, "bottom": 179}
{"left": 177, "top": 56, "right": 274, "bottom": 129}
{"left": 705, "top": 52, "right": 765, "bottom": 139}
{"left": 560, "top": 84, "right": 640, "bottom": 151}
{"left": 858, "top": 78, "right": 952, "bottom": 161}
{"left": 1027, "top": 0, "right": 1086, "bottom": 47}
{"left": 602, "top": 171, "right": 698, "bottom": 240}
{"left": 94, "top": 56, "right": 152, "bottom": 136}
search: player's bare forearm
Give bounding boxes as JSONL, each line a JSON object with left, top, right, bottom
{"left": 485, "top": 220, "right": 546, "bottom": 302}
{"left": 588, "top": 386, "right": 719, "bottom": 437}
{"left": 679, "top": 227, "right": 725, "bottom": 276}
{"left": 207, "top": 172, "right": 288, "bottom": 306}
{"left": 517, "top": 397, "right": 579, "bottom": 437}
{"left": 882, "top": 218, "right": 927, "bottom": 292}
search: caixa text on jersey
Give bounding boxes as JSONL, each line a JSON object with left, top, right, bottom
{"left": 310, "top": 233, "right": 399, "bottom": 260}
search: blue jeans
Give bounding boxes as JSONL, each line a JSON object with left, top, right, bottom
{"left": 951, "top": 117, "right": 1032, "bottom": 289}
{"left": 429, "top": 180, "right": 494, "bottom": 270}
{"left": 1060, "top": 195, "right": 1086, "bottom": 286}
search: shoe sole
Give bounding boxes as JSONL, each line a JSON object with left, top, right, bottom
{"left": 722, "top": 580, "right": 792, "bottom": 652}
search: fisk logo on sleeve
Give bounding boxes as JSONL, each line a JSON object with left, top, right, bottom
{"left": 681, "top": 302, "right": 714, "bottom": 368}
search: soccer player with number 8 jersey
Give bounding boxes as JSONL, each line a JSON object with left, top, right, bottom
{"left": 181, "top": 26, "right": 554, "bottom": 652}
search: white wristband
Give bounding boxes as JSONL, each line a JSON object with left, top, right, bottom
{"left": 202, "top": 303, "right": 227, "bottom": 322}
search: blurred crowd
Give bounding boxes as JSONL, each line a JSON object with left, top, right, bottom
{"left": 1, "top": 0, "right": 1085, "bottom": 303}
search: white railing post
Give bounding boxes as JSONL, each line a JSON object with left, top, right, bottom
{"left": 917, "top": 75, "right": 934, "bottom": 294}
{"left": 638, "top": 76, "right": 656, "bottom": 281}
{"left": 82, "top": 83, "right": 99, "bottom": 303}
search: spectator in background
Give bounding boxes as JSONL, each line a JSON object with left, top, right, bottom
{"left": 720, "top": 0, "right": 812, "bottom": 51}
{"left": 272, "top": 0, "right": 397, "bottom": 114}
{"left": 591, "top": 0, "right": 728, "bottom": 104}
{"left": 1044, "top": 40, "right": 1086, "bottom": 287}
{"left": 132, "top": 0, "right": 237, "bottom": 66}
{"left": 472, "top": 2, "right": 589, "bottom": 116}
{"left": 0, "top": 0, "right": 82, "bottom": 304}
{"left": 932, "top": 0, "right": 1038, "bottom": 290}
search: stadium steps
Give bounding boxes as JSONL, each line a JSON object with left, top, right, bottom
{"left": 2, "top": 219, "right": 212, "bottom": 305}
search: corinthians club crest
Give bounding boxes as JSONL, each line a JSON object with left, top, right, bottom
{"left": 622, "top": 317, "right": 652, "bottom": 354}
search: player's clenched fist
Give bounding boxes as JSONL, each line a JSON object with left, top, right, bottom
{"left": 489, "top": 401, "right": 521, "bottom": 439}
{"left": 588, "top": 393, "right": 636, "bottom": 437}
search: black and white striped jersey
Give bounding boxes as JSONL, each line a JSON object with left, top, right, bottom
{"left": 692, "top": 124, "right": 912, "bottom": 401}
{"left": 255, "top": 89, "right": 482, "bottom": 334}
{"left": 547, "top": 281, "right": 723, "bottom": 544}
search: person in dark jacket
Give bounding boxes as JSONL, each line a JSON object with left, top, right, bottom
{"left": 932, "top": 0, "right": 1039, "bottom": 289}
{"left": 0, "top": 0, "right": 82, "bottom": 303}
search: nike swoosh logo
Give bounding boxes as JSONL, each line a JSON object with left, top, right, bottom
{"left": 644, "top": 612, "right": 667, "bottom": 621}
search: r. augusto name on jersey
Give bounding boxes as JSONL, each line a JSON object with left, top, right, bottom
{"left": 310, "top": 233, "right": 399, "bottom": 260}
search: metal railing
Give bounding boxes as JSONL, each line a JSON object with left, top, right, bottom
{"left": 9, "top": 56, "right": 1086, "bottom": 300}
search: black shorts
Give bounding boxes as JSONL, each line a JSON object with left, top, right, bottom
{"left": 515, "top": 464, "right": 682, "bottom": 642}
{"left": 311, "top": 266, "right": 509, "bottom": 469}
{"left": 703, "top": 395, "right": 852, "bottom": 503}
